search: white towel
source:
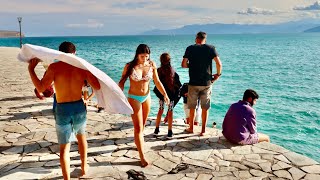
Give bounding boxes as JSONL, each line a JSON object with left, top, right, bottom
{"left": 18, "top": 44, "right": 133, "bottom": 115}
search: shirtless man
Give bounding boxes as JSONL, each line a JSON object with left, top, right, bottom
{"left": 28, "top": 42, "right": 100, "bottom": 180}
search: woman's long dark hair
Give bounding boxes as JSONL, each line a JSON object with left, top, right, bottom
{"left": 158, "top": 53, "right": 175, "bottom": 92}
{"left": 119, "top": 44, "right": 151, "bottom": 84}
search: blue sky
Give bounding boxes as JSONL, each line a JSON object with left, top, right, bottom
{"left": 1, "top": 0, "right": 320, "bottom": 36}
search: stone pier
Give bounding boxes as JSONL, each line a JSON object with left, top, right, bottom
{"left": 0, "top": 47, "right": 319, "bottom": 179}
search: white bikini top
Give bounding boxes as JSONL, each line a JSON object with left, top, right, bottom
{"left": 130, "top": 66, "right": 153, "bottom": 81}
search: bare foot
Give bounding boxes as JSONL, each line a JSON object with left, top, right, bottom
{"left": 141, "top": 158, "right": 149, "bottom": 167}
{"left": 199, "top": 131, "right": 206, "bottom": 136}
{"left": 81, "top": 163, "right": 89, "bottom": 176}
{"left": 185, "top": 128, "right": 194, "bottom": 134}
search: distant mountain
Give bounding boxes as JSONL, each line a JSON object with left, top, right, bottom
{"left": 0, "top": 30, "right": 24, "bottom": 38}
{"left": 304, "top": 26, "right": 320, "bottom": 32}
{"left": 143, "top": 19, "right": 320, "bottom": 35}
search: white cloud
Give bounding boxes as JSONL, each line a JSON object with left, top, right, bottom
{"left": 66, "top": 19, "right": 104, "bottom": 28}
{"left": 238, "top": 7, "right": 276, "bottom": 15}
{"left": 294, "top": 1, "right": 320, "bottom": 11}
{"left": 1, "top": 0, "right": 320, "bottom": 35}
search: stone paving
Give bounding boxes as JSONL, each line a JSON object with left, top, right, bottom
{"left": 0, "top": 47, "right": 320, "bottom": 179}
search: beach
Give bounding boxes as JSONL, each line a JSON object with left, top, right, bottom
{"left": 0, "top": 47, "right": 319, "bottom": 179}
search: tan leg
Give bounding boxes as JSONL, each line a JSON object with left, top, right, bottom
{"left": 59, "top": 143, "right": 71, "bottom": 180}
{"left": 128, "top": 97, "right": 149, "bottom": 167}
{"left": 185, "top": 117, "right": 190, "bottom": 124}
{"left": 186, "top": 108, "right": 195, "bottom": 133}
{"left": 76, "top": 134, "right": 88, "bottom": 176}
{"left": 167, "top": 110, "right": 173, "bottom": 131}
{"left": 141, "top": 97, "right": 151, "bottom": 127}
{"left": 155, "top": 109, "right": 163, "bottom": 128}
{"left": 200, "top": 109, "right": 209, "bottom": 136}
{"left": 163, "top": 114, "right": 169, "bottom": 124}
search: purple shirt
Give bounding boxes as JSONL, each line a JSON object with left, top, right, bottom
{"left": 222, "top": 100, "right": 257, "bottom": 143}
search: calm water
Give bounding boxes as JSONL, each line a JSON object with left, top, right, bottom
{"left": 1, "top": 34, "right": 319, "bottom": 162}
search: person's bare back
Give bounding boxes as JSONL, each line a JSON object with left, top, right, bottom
{"left": 30, "top": 60, "right": 100, "bottom": 103}
{"left": 50, "top": 62, "right": 100, "bottom": 103}
{"left": 27, "top": 41, "right": 101, "bottom": 180}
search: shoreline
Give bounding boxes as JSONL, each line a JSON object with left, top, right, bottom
{"left": 0, "top": 47, "right": 319, "bottom": 179}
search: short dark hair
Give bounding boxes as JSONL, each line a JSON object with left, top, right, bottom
{"left": 59, "top": 41, "right": 76, "bottom": 53}
{"left": 243, "top": 89, "right": 259, "bottom": 101}
{"left": 196, "top": 31, "right": 207, "bottom": 39}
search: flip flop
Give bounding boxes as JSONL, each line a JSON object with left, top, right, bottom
{"left": 168, "top": 163, "right": 189, "bottom": 174}
{"left": 126, "top": 169, "right": 148, "bottom": 180}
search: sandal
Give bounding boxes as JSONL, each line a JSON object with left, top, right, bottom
{"left": 126, "top": 169, "right": 148, "bottom": 180}
{"left": 168, "top": 163, "right": 189, "bottom": 174}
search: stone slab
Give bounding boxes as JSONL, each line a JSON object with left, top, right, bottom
{"left": 284, "top": 151, "right": 318, "bottom": 167}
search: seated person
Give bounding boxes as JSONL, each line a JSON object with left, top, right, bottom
{"left": 222, "top": 89, "right": 270, "bottom": 145}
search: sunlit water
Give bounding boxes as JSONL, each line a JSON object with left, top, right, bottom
{"left": 1, "top": 33, "right": 319, "bottom": 161}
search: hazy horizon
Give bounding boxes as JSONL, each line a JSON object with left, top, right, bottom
{"left": 1, "top": 0, "right": 320, "bottom": 36}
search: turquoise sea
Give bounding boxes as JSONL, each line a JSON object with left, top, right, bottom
{"left": 1, "top": 34, "right": 319, "bottom": 162}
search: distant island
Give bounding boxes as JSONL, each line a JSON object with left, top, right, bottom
{"left": 0, "top": 30, "right": 24, "bottom": 38}
{"left": 304, "top": 26, "right": 320, "bottom": 32}
{"left": 143, "top": 19, "right": 320, "bottom": 35}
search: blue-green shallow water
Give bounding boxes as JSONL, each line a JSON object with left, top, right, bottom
{"left": 1, "top": 34, "right": 319, "bottom": 162}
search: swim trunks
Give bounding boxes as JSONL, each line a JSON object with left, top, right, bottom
{"left": 54, "top": 99, "right": 86, "bottom": 144}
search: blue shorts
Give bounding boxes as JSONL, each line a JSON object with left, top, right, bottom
{"left": 54, "top": 99, "right": 87, "bottom": 144}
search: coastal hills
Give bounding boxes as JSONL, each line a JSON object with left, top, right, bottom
{"left": 0, "top": 30, "right": 24, "bottom": 38}
{"left": 304, "top": 26, "right": 320, "bottom": 32}
{"left": 144, "top": 19, "right": 320, "bottom": 35}
{"left": 1, "top": 19, "right": 320, "bottom": 38}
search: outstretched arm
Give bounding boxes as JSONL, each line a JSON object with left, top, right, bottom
{"left": 28, "top": 58, "right": 54, "bottom": 93}
{"left": 151, "top": 61, "right": 170, "bottom": 104}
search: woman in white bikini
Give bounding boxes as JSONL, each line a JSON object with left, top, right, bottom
{"left": 118, "top": 44, "right": 169, "bottom": 167}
